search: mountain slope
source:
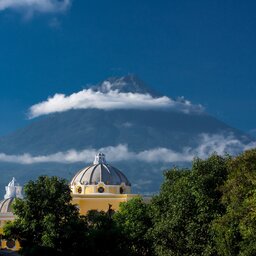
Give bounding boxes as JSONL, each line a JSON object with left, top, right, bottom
{"left": 0, "top": 109, "right": 249, "bottom": 155}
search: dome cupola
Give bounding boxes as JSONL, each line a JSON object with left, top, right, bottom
{"left": 71, "top": 153, "right": 131, "bottom": 195}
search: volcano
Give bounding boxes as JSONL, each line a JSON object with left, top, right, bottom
{"left": 0, "top": 75, "right": 254, "bottom": 196}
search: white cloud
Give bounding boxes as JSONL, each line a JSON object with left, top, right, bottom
{"left": 0, "top": 134, "right": 255, "bottom": 165}
{"left": 28, "top": 89, "right": 203, "bottom": 118}
{"left": 0, "top": 0, "right": 71, "bottom": 14}
{"left": 0, "top": 145, "right": 132, "bottom": 164}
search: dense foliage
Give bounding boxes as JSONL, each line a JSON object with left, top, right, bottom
{"left": 4, "top": 176, "right": 87, "bottom": 256}
{"left": 4, "top": 149, "right": 256, "bottom": 255}
{"left": 213, "top": 149, "right": 256, "bottom": 256}
{"left": 150, "top": 155, "right": 228, "bottom": 256}
{"left": 84, "top": 209, "right": 130, "bottom": 256}
{"left": 114, "top": 197, "right": 153, "bottom": 255}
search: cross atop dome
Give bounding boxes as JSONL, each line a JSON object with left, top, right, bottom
{"left": 93, "top": 152, "right": 107, "bottom": 165}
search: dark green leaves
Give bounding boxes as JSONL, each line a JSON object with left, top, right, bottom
{"left": 4, "top": 176, "right": 85, "bottom": 256}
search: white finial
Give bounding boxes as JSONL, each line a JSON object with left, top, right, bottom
{"left": 4, "top": 177, "right": 23, "bottom": 199}
{"left": 93, "top": 152, "right": 107, "bottom": 164}
{"left": 8, "top": 177, "right": 16, "bottom": 187}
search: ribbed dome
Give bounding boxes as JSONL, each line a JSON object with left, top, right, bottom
{"left": 71, "top": 153, "right": 131, "bottom": 186}
{"left": 0, "top": 197, "right": 15, "bottom": 213}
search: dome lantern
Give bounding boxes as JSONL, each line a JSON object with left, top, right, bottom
{"left": 4, "top": 177, "right": 23, "bottom": 200}
{"left": 93, "top": 152, "right": 107, "bottom": 165}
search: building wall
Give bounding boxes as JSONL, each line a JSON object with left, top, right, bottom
{"left": 72, "top": 194, "right": 138, "bottom": 215}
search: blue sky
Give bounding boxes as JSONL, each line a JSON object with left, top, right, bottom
{"left": 0, "top": 0, "right": 255, "bottom": 136}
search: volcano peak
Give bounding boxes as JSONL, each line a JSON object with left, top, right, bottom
{"left": 91, "top": 74, "right": 160, "bottom": 96}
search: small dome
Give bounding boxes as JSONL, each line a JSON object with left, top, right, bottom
{"left": 71, "top": 153, "right": 131, "bottom": 186}
{"left": 0, "top": 198, "right": 15, "bottom": 213}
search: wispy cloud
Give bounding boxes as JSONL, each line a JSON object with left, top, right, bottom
{"left": 0, "top": 0, "right": 71, "bottom": 14}
{"left": 28, "top": 89, "right": 203, "bottom": 118}
{"left": 0, "top": 134, "right": 255, "bottom": 165}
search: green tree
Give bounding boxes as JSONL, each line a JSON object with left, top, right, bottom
{"left": 150, "top": 168, "right": 194, "bottom": 256}
{"left": 213, "top": 149, "right": 256, "bottom": 256}
{"left": 150, "top": 155, "right": 228, "bottom": 256}
{"left": 85, "top": 208, "right": 130, "bottom": 256}
{"left": 4, "top": 176, "right": 87, "bottom": 256}
{"left": 114, "top": 197, "right": 153, "bottom": 256}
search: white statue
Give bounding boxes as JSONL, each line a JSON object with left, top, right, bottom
{"left": 4, "top": 177, "right": 23, "bottom": 199}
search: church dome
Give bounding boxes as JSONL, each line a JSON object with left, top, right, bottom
{"left": 0, "top": 197, "right": 15, "bottom": 213}
{"left": 71, "top": 153, "right": 131, "bottom": 186}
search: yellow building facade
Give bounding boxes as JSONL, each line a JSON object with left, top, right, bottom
{"left": 0, "top": 153, "right": 138, "bottom": 251}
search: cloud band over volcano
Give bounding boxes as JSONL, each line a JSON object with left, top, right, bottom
{"left": 28, "top": 89, "right": 203, "bottom": 118}
{"left": 0, "top": 134, "right": 255, "bottom": 164}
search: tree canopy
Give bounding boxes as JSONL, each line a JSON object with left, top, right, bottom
{"left": 114, "top": 197, "right": 153, "bottom": 256}
{"left": 4, "top": 176, "right": 87, "bottom": 256}
{"left": 150, "top": 155, "right": 228, "bottom": 256}
{"left": 213, "top": 149, "right": 256, "bottom": 256}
